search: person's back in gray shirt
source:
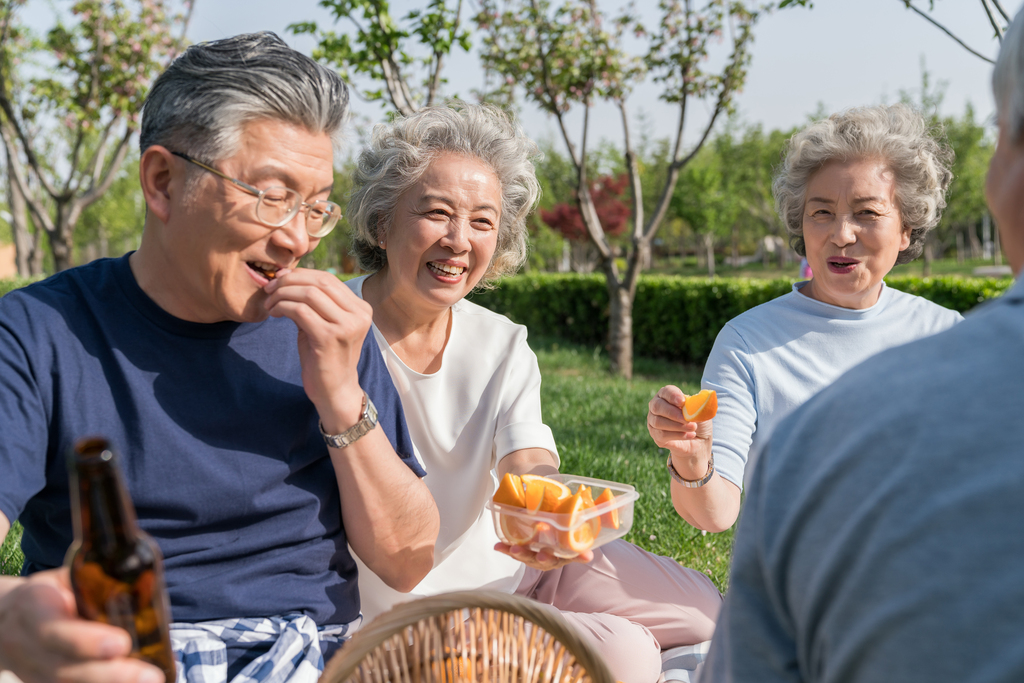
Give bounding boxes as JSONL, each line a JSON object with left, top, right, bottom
{"left": 705, "top": 276, "right": 1024, "bottom": 682}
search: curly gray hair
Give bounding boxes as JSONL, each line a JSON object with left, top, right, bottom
{"left": 348, "top": 103, "right": 540, "bottom": 286}
{"left": 773, "top": 103, "right": 953, "bottom": 265}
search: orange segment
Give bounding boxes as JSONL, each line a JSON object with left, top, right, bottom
{"left": 555, "top": 491, "right": 600, "bottom": 554}
{"left": 682, "top": 389, "right": 718, "bottom": 423}
{"left": 493, "top": 472, "right": 526, "bottom": 508}
{"left": 522, "top": 475, "right": 571, "bottom": 513}
{"left": 498, "top": 514, "right": 536, "bottom": 545}
{"left": 594, "top": 487, "right": 619, "bottom": 530}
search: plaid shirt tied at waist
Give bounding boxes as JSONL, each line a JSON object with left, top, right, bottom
{"left": 170, "top": 613, "right": 361, "bottom": 683}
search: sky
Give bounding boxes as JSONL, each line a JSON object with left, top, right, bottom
{"left": 180, "top": 0, "right": 1023, "bottom": 152}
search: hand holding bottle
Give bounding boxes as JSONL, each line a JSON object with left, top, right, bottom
{"left": 0, "top": 566, "right": 166, "bottom": 683}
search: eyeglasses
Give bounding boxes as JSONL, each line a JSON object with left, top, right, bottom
{"left": 171, "top": 151, "right": 342, "bottom": 238}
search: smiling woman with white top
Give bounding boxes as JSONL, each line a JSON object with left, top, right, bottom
{"left": 344, "top": 103, "right": 723, "bottom": 683}
{"left": 647, "top": 104, "right": 964, "bottom": 534}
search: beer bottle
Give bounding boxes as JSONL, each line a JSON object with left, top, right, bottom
{"left": 66, "top": 437, "right": 176, "bottom": 681}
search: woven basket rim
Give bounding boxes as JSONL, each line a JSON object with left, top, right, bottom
{"left": 320, "top": 589, "right": 616, "bottom": 682}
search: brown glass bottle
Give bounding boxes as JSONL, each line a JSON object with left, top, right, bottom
{"left": 66, "top": 437, "right": 176, "bottom": 682}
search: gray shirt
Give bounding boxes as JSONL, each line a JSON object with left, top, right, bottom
{"left": 704, "top": 276, "right": 1024, "bottom": 683}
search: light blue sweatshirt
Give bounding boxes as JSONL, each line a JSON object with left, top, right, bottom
{"left": 702, "top": 281, "right": 963, "bottom": 490}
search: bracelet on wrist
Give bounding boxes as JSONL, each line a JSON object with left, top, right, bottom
{"left": 667, "top": 454, "right": 715, "bottom": 488}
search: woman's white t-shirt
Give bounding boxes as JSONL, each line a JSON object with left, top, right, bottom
{"left": 346, "top": 276, "right": 559, "bottom": 622}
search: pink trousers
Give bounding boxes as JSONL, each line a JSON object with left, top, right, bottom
{"left": 515, "top": 539, "right": 722, "bottom": 683}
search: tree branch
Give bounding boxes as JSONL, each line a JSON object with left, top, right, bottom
{"left": 990, "top": 0, "right": 1011, "bottom": 23}
{"left": 0, "top": 120, "right": 55, "bottom": 235}
{"left": 619, "top": 100, "right": 643, "bottom": 245}
{"left": 980, "top": 0, "right": 1005, "bottom": 42}
{"left": 0, "top": 93, "right": 62, "bottom": 199}
{"left": 369, "top": 2, "right": 417, "bottom": 115}
{"left": 168, "top": 0, "right": 197, "bottom": 62}
{"left": 87, "top": 117, "right": 118, "bottom": 188}
{"left": 900, "top": 0, "right": 994, "bottom": 63}
{"left": 80, "top": 125, "right": 132, "bottom": 207}
{"left": 575, "top": 102, "right": 613, "bottom": 262}
{"left": 528, "top": 0, "right": 581, "bottom": 169}
{"left": 427, "top": 0, "right": 462, "bottom": 107}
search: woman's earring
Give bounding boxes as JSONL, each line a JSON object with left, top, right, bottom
{"left": 379, "top": 240, "right": 386, "bottom": 249}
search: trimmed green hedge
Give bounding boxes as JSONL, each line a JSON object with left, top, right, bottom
{"left": 469, "top": 273, "right": 1014, "bottom": 366}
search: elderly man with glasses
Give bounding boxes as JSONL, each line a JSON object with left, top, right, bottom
{"left": 0, "top": 32, "right": 439, "bottom": 683}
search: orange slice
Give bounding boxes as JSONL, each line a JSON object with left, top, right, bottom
{"left": 555, "top": 491, "right": 600, "bottom": 554}
{"left": 682, "top": 389, "right": 718, "bottom": 423}
{"left": 522, "top": 475, "right": 571, "bottom": 513}
{"left": 493, "top": 472, "right": 526, "bottom": 508}
{"left": 594, "top": 487, "right": 619, "bottom": 530}
{"left": 499, "top": 514, "right": 537, "bottom": 545}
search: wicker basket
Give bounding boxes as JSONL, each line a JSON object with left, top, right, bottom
{"left": 320, "top": 590, "right": 616, "bottom": 683}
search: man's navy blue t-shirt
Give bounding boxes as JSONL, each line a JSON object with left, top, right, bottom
{"left": 0, "top": 254, "right": 422, "bottom": 625}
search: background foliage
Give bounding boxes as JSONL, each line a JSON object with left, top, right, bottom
{"left": 470, "top": 272, "right": 1013, "bottom": 365}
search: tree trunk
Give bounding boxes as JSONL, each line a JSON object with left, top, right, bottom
{"left": 696, "top": 233, "right": 706, "bottom": 270}
{"left": 6, "top": 152, "right": 33, "bottom": 277}
{"left": 606, "top": 279, "right": 633, "bottom": 380}
{"left": 704, "top": 233, "right": 716, "bottom": 278}
{"left": 922, "top": 234, "right": 934, "bottom": 277}
{"left": 956, "top": 230, "right": 965, "bottom": 264}
{"left": 98, "top": 222, "right": 109, "bottom": 260}
{"left": 993, "top": 218, "right": 1002, "bottom": 266}
{"left": 637, "top": 240, "right": 651, "bottom": 271}
{"left": 969, "top": 223, "right": 982, "bottom": 259}
{"left": 49, "top": 214, "right": 75, "bottom": 272}
{"left": 731, "top": 224, "right": 739, "bottom": 267}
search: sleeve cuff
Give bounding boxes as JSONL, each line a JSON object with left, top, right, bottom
{"left": 494, "top": 422, "right": 559, "bottom": 469}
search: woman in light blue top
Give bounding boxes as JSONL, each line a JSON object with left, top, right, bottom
{"left": 647, "top": 104, "right": 963, "bottom": 533}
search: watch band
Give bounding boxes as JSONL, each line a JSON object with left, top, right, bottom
{"left": 320, "top": 391, "right": 378, "bottom": 449}
{"left": 667, "top": 454, "right": 715, "bottom": 488}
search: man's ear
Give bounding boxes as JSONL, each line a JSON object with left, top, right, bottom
{"left": 139, "top": 146, "right": 177, "bottom": 224}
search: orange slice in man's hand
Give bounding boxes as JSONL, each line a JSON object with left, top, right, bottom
{"left": 682, "top": 389, "right": 718, "bottom": 423}
{"left": 493, "top": 472, "right": 526, "bottom": 508}
{"left": 594, "top": 487, "right": 619, "bottom": 530}
{"left": 555, "top": 491, "right": 600, "bottom": 554}
{"left": 522, "top": 475, "right": 571, "bottom": 513}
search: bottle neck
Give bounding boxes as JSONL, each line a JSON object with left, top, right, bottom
{"left": 71, "top": 448, "right": 140, "bottom": 554}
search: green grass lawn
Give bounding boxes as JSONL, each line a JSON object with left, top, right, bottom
{"left": 533, "top": 336, "right": 733, "bottom": 592}
{"left": 0, "top": 336, "right": 733, "bottom": 590}
{"left": 0, "top": 521, "right": 23, "bottom": 576}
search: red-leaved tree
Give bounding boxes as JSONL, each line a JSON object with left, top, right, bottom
{"left": 541, "top": 173, "right": 629, "bottom": 272}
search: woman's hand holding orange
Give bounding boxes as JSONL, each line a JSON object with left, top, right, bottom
{"left": 647, "top": 385, "right": 714, "bottom": 482}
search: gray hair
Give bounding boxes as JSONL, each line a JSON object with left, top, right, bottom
{"left": 140, "top": 32, "right": 349, "bottom": 167}
{"left": 348, "top": 103, "right": 540, "bottom": 285}
{"left": 994, "top": 9, "right": 1024, "bottom": 142}
{"left": 773, "top": 103, "right": 953, "bottom": 264}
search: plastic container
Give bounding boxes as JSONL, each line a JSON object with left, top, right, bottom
{"left": 486, "top": 474, "right": 639, "bottom": 558}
